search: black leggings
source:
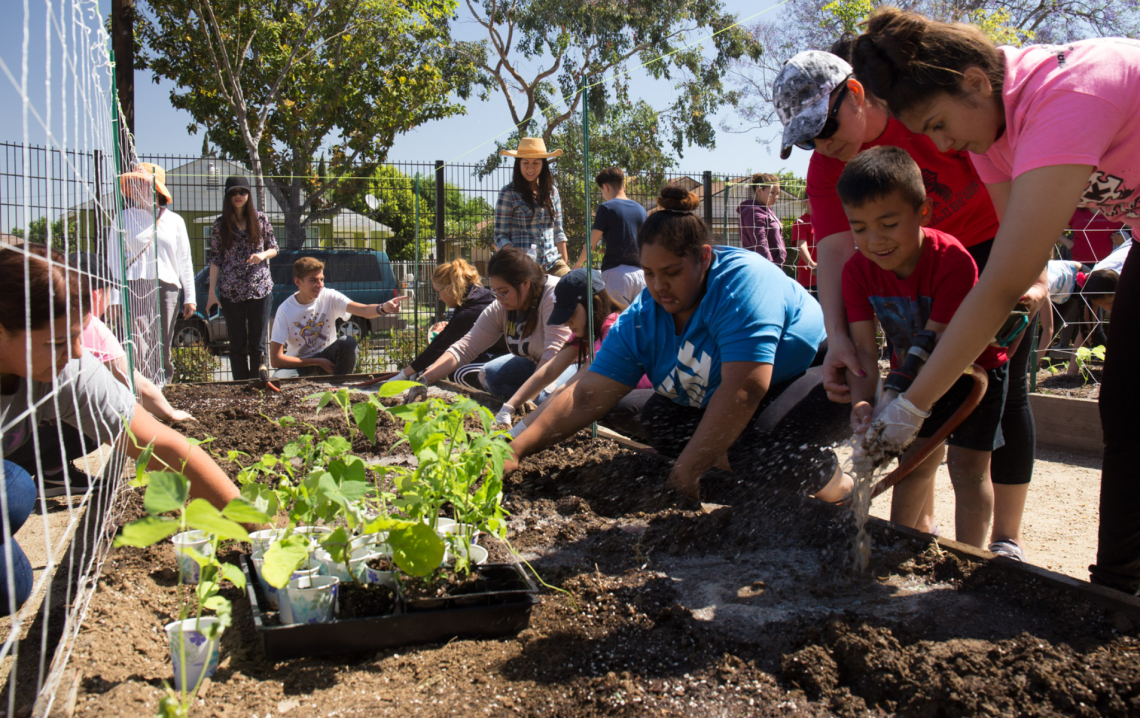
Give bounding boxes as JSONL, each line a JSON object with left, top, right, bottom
{"left": 1091, "top": 240, "right": 1140, "bottom": 592}
{"left": 968, "top": 239, "right": 1036, "bottom": 486}
{"left": 602, "top": 367, "right": 850, "bottom": 496}
{"left": 219, "top": 294, "right": 272, "bottom": 381}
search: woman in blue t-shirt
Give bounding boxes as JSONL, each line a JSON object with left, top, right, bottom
{"left": 505, "top": 185, "right": 852, "bottom": 504}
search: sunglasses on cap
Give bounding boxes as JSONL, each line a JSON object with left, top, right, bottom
{"left": 795, "top": 78, "right": 851, "bottom": 151}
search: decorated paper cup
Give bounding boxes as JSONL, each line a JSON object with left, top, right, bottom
{"left": 165, "top": 617, "right": 220, "bottom": 692}
{"left": 172, "top": 531, "right": 213, "bottom": 585}
{"left": 286, "top": 575, "right": 339, "bottom": 624}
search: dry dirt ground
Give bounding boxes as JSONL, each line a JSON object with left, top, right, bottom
{"left": 1, "top": 382, "right": 1126, "bottom": 717}
{"left": 870, "top": 448, "right": 1102, "bottom": 580}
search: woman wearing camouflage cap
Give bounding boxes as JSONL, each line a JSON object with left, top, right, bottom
{"left": 773, "top": 46, "right": 1041, "bottom": 562}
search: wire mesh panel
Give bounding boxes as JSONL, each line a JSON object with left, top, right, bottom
{"left": 0, "top": 2, "right": 145, "bottom": 714}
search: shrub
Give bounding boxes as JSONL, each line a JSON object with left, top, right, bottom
{"left": 171, "top": 345, "right": 220, "bottom": 384}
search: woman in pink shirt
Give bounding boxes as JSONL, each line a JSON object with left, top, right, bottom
{"left": 852, "top": 8, "right": 1140, "bottom": 594}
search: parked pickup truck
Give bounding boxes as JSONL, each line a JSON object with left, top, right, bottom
{"left": 172, "top": 249, "right": 404, "bottom": 350}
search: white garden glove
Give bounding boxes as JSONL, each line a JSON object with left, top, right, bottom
{"left": 859, "top": 394, "right": 930, "bottom": 467}
{"left": 508, "top": 419, "right": 528, "bottom": 439}
{"left": 494, "top": 404, "right": 515, "bottom": 427}
{"left": 383, "top": 368, "right": 414, "bottom": 385}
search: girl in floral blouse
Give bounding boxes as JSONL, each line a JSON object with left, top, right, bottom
{"left": 206, "top": 176, "right": 279, "bottom": 380}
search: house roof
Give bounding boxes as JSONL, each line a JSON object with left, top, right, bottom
{"left": 73, "top": 156, "right": 391, "bottom": 232}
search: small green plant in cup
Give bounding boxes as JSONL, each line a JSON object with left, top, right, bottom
{"left": 113, "top": 448, "right": 269, "bottom": 716}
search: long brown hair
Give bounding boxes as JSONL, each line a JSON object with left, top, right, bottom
{"left": 218, "top": 192, "right": 262, "bottom": 254}
{"left": 851, "top": 7, "right": 1005, "bottom": 118}
{"left": 0, "top": 243, "right": 83, "bottom": 333}
{"left": 511, "top": 158, "right": 555, "bottom": 213}
{"left": 576, "top": 288, "right": 617, "bottom": 368}
{"left": 487, "top": 245, "right": 546, "bottom": 339}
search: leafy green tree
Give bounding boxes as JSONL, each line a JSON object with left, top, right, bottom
{"left": 134, "top": 0, "right": 484, "bottom": 248}
{"left": 546, "top": 99, "right": 677, "bottom": 259}
{"left": 339, "top": 166, "right": 496, "bottom": 260}
{"left": 460, "top": 0, "right": 761, "bottom": 166}
{"left": 10, "top": 214, "right": 84, "bottom": 255}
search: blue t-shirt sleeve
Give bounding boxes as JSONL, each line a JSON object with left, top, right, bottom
{"left": 709, "top": 254, "right": 785, "bottom": 365}
{"left": 591, "top": 205, "right": 610, "bottom": 233}
{"left": 587, "top": 307, "right": 644, "bottom": 387}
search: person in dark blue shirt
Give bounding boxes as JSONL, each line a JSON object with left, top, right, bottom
{"left": 508, "top": 184, "right": 852, "bottom": 505}
{"left": 574, "top": 167, "right": 648, "bottom": 306}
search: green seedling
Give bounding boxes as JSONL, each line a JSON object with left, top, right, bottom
{"left": 114, "top": 459, "right": 269, "bottom": 716}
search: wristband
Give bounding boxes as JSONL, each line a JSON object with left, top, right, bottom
{"left": 896, "top": 394, "right": 932, "bottom": 420}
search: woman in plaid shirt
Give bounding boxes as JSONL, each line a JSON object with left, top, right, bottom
{"left": 494, "top": 138, "right": 571, "bottom": 277}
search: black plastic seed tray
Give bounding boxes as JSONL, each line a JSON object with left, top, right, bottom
{"left": 239, "top": 555, "right": 538, "bottom": 660}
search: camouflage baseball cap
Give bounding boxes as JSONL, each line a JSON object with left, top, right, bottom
{"left": 773, "top": 51, "right": 853, "bottom": 160}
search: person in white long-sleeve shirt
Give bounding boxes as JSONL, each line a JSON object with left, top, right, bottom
{"left": 107, "top": 163, "right": 197, "bottom": 384}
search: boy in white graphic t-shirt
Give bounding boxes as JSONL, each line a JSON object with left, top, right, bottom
{"left": 270, "top": 256, "right": 408, "bottom": 377}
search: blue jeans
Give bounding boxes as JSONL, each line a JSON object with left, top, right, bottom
{"left": 0, "top": 461, "right": 35, "bottom": 616}
{"left": 479, "top": 354, "right": 577, "bottom": 402}
{"left": 479, "top": 354, "right": 538, "bottom": 400}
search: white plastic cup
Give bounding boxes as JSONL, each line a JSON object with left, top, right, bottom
{"left": 286, "top": 575, "right": 339, "bottom": 624}
{"left": 352, "top": 545, "right": 399, "bottom": 588}
{"left": 172, "top": 531, "right": 213, "bottom": 585}
{"left": 277, "top": 566, "right": 322, "bottom": 625}
{"left": 249, "top": 528, "right": 285, "bottom": 554}
{"left": 441, "top": 523, "right": 482, "bottom": 545}
{"left": 165, "top": 617, "right": 220, "bottom": 692}
{"left": 443, "top": 542, "right": 489, "bottom": 566}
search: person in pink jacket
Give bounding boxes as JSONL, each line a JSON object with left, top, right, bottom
{"left": 737, "top": 172, "right": 787, "bottom": 267}
{"left": 414, "top": 245, "right": 573, "bottom": 400}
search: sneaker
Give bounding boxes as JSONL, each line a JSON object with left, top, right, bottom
{"left": 40, "top": 466, "right": 100, "bottom": 498}
{"left": 988, "top": 539, "right": 1026, "bottom": 562}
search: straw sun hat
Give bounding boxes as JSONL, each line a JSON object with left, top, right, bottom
{"left": 119, "top": 162, "right": 173, "bottom": 204}
{"left": 499, "top": 137, "right": 563, "bottom": 160}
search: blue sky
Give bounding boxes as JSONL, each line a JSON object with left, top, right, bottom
{"left": 0, "top": 0, "right": 811, "bottom": 184}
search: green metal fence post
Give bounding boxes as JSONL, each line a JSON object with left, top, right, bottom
{"left": 583, "top": 80, "right": 596, "bottom": 439}
{"left": 414, "top": 175, "right": 421, "bottom": 356}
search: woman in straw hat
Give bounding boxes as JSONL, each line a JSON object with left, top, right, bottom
{"left": 110, "top": 162, "right": 197, "bottom": 384}
{"left": 494, "top": 138, "right": 571, "bottom": 277}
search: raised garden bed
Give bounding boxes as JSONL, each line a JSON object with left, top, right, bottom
{"left": 57, "top": 381, "right": 1140, "bottom": 716}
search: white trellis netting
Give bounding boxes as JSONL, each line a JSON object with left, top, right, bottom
{"left": 1038, "top": 212, "right": 1125, "bottom": 388}
{"left": 0, "top": 1, "right": 160, "bottom": 714}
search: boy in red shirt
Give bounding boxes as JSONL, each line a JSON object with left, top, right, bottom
{"left": 839, "top": 147, "right": 1009, "bottom": 550}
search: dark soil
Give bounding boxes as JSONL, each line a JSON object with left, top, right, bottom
{"left": 366, "top": 555, "right": 396, "bottom": 572}
{"left": 1036, "top": 366, "right": 1103, "bottom": 399}
{"left": 65, "top": 382, "right": 1140, "bottom": 717}
{"left": 163, "top": 381, "right": 406, "bottom": 471}
{"left": 400, "top": 570, "right": 484, "bottom": 603}
{"left": 338, "top": 582, "right": 398, "bottom": 620}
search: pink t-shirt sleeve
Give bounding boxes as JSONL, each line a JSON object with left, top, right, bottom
{"left": 1005, "top": 91, "right": 1123, "bottom": 180}
{"left": 82, "top": 316, "right": 127, "bottom": 363}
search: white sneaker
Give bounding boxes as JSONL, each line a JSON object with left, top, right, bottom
{"left": 988, "top": 539, "right": 1026, "bottom": 562}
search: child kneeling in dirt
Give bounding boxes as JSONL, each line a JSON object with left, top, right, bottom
{"left": 270, "top": 256, "right": 407, "bottom": 377}
{"left": 840, "top": 147, "right": 1010, "bottom": 551}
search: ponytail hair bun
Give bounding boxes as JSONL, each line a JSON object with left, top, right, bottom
{"left": 851, "top": 6, "right": 1004, "bottom": 119}
{"left": 656, "top": 184, "right": 700, "bottom": 213}
{"left": 639, "top": 182, "right": 710, "bottom": 259}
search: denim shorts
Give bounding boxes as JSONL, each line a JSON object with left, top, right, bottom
{"left": 917, "top": 362, "right": 1008, "bottom": 452}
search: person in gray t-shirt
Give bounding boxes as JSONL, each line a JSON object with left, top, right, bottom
{"left": 0, "top": 245, "right": 243, "bottom": 511}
